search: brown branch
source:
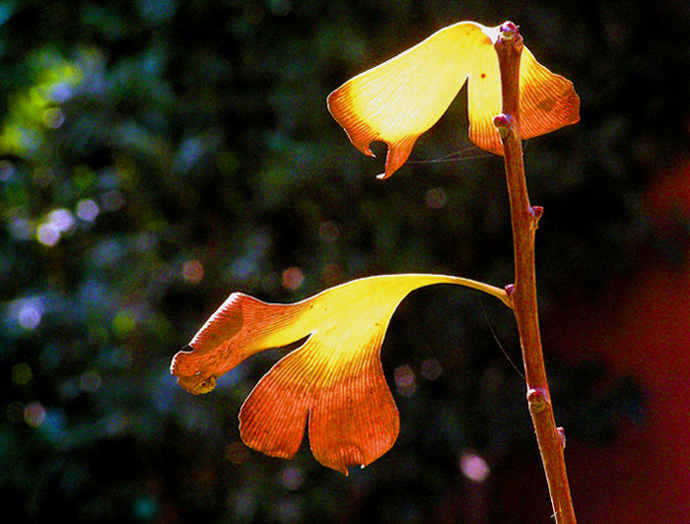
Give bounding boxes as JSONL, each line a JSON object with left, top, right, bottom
{"left": 493, "top": 21, "right": 578, "bottom": 524}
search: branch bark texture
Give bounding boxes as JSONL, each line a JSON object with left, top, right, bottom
{"left": 493, "top": 21, "right": 578, "bottom": 524}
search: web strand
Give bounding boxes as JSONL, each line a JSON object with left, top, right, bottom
{"left": 476, "top": 291, "right": 525, "bottom": 381}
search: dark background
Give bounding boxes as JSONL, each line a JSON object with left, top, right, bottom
{"left": 2, "top": 1, "right": 689, "bottom": 523}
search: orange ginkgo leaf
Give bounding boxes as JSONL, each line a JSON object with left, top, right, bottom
{"left": 171, "top": 274, "right": 510, "bottom": 474}
{"left": 327, "top": 21, "right": 580, "bottom": 179}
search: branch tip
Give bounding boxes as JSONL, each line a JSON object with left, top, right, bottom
{"left": 499, "top": 21, "right": 520, "bottom": 38}
{"left": 497, "top": 22, "right": 524, "bottom": 52}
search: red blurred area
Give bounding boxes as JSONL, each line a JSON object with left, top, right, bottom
{"left": 542, "top": 160, "right": 690, "bottom": 523}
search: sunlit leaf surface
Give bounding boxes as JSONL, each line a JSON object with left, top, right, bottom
{"left": 328, "top": 21, "right": 580, "bottom": 178}
{"left": 171, "top": 274, "right": 509, "bottom": 474}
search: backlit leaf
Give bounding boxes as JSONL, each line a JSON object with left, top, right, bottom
{"left": 327, "top": 21, "right": 580, "bottom": 178}
{"left": 171, "top": 274, "right": 509, "bottom": 473}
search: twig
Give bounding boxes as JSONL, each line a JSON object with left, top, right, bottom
{"left": 493, "top": 21, "right": 578, "bottom": 524}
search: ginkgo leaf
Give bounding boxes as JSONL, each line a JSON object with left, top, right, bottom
{"left": 171, "top": 274, "right": 510, "bottom": 474}
{"left": 327, "top": 21, "right": 580, "bottom": 179}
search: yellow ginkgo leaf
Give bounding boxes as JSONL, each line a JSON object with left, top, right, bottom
{"left": 171, "top": 274, "right": 510, "bottom": 474}
{"left": 327, "top": 21, "right": 580, "bottom": 179}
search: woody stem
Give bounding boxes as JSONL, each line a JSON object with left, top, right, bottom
{"left": 493, "top": 21, "right": 577, "bottom": 524}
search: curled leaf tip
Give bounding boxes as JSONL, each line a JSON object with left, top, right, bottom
{"left": 170, "top": 345, "right": 218, "bottom": 394}
{"left": 172, "top": 273, "right": 509, "bottom": 472}
{"left": 328, "top": 21, "right": 580, "bottom": 178}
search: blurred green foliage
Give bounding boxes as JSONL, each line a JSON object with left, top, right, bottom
{"left": 1, "top": 1, "right": 686, "bottom": 522}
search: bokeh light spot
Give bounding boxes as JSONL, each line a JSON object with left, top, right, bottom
{"left": 113, "top": 309, "right": 137, "bottom": 338}
{"left": 394, "top": 364, "right": 417, "bottom": 397}
{"left": 132, "top": 496, "right": 158, "bottom": 523}
{"left": 10, "top": 297, "right": 45, "bottom": 330}
{"left": 48, "top": 82, "right": 73, "bottom": 104}
{"left": 425, "top": 187, "right": 448, "bottom": 209}
{"left": 231, "top": 258, "right": 258, "bottom": 281}
{"left": 49, "top": 208, "right": 76, "bottom": 232}
{"left": 279, "top": 467, "right": 304, "bottom": 491}
{"left": 420, "top": 358, "right": 442, "bottom": 381}
{"left": 460, "top": 452, "right": 491, "bottom": 483}
{"left": 36, "top": 222, "right": 60, "bottom": 246}
{"left": 24, "top": 401, "right": 46, "bottom": 428}
{"left": 281, "top": 267, "right": 305, "bottom": 290}
{"left": 80, "top": 370, "right": 102, "bottom": 393}
{"left": 11, "top": 362, "right": 33, "bottom": 387}
{"left": 182, "top": 259, "right": 205, "bottom": 284}
{"left": 43, "top": 107, "right": 65, "bottom": 129}
{"left": 76, "top": 199, "right": 100, "bottom": 222}
{"left": 36, "top": 208, "right": 76, "bottom": 246}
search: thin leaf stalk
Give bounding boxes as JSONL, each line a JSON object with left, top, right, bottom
{"left": 493, "top": 22, "right": 577, "bottom": 524}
